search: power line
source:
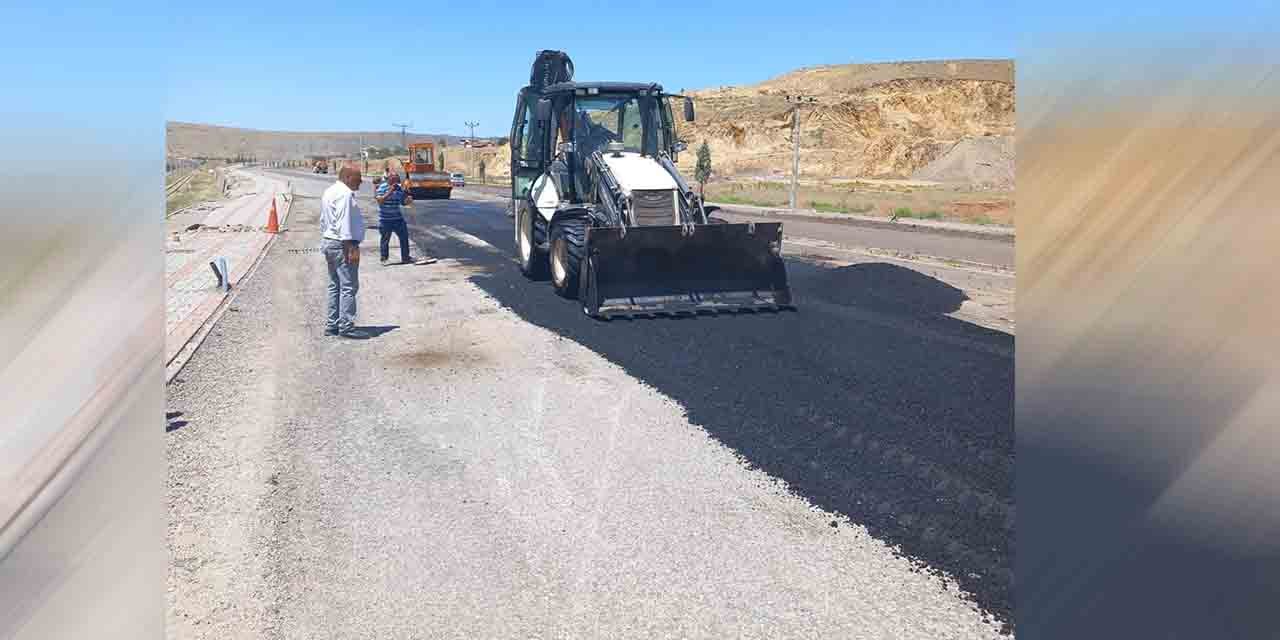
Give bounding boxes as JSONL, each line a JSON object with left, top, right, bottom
{"left": 464, "top": 121, "right": 479, "bottom": 178}
{"left": 392, "top": 122, "right": 412, "bottom": 150}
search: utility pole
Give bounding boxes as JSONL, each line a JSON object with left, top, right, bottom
{"left": 784, "top": 95, "right": 816, "bottom": 211}
{"left": 464, "top": 121, "right": 479, "bottom": 178}
{"left": 392, "top": 122, "right": 412, "bottom": 151}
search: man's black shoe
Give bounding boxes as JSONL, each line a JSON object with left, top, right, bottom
{"left": 338, "top": 328, "right": 372, "bottom": 340}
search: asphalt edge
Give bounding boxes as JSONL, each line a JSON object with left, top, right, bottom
{"left": 445, "top": 183, "right": 1014, "bottom": 243}
{"left": 705, "top": 201, "right": 1015, "bottom": 242}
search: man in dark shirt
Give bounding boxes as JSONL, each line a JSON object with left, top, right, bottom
{"left": 374, "top": 173, "right": 434, "bottom": 266}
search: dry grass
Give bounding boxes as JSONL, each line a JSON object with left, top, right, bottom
{"left": 703, "top": 178, "right": 1012, "bottom": 226}
{"left": 166, "top": 165, "right": 226, "bottom": 216}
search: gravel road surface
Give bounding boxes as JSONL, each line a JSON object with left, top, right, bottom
{"left": 167, "top": 170, "right": 1014, "bottom": 638}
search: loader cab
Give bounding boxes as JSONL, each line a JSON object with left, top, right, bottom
{"left": 509, "top": 82, "right": 692, "bottom": 205}
{"left": 560, "top": 85, "right": 681, "bottom": 161}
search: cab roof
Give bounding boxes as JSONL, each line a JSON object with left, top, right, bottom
{"left": 538, "top": 81, "right": 666, "bottom": 95}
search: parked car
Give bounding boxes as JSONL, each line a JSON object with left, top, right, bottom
{"left": 450, "top": 172, "right": 465, "bottom": 187}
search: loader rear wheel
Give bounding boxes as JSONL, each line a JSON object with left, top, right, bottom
{"left": 549, "top": 216, "right": 587, "bottom": 299}
{"left": 516, "top": 201, "right": 548, "bottom": 279}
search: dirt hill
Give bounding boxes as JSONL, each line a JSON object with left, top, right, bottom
{"left": 670, "top": 59, "right": 1014, "bottom": 187}
{"left": 911, "top": 135, "right": 1014, "bottom": 187}
{"left": 169, "top": 59, "right": 1014, "bottom": 190}
{"left": 477, "top": 59, "right": 1013, "bottom": 188}
{"left": 165, "top": 121, "right": 487, "bottom": 161}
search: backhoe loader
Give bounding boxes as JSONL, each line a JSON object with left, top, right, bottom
{"left": 509, "top": 50, "right": 793, "bottom": 318}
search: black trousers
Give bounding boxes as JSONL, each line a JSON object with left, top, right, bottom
{"left": 379, "top": 218, "right": 411, "bottom": 262}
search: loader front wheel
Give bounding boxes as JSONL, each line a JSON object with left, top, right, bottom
{"left": 549, "top": 216, "right": 587, "bottom": 299}
{"left": 516, "top": 201, "right": 548, "bottom": 279}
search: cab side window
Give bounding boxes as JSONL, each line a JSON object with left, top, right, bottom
{"left": 512, "top": 103, "right": 534, "bottom": 163}
{"left": 510, "top": 91, "right": 540, "bottom": 200}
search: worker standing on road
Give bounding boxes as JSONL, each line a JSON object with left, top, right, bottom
{"left": 319, "top": 166, "right": 369, "bottom": 339}
{"left": 375, "top": 173, "right": 436, "bottom": 266}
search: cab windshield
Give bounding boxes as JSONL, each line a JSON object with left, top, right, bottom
{"left": 572, "top": 94, "right": 665, "bottom": 157}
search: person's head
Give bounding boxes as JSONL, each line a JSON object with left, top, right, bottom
{"left": 338, "top": 166, "right": 362, "bottom": 190}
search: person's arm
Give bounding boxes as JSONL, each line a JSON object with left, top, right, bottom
{"left": 332, "top": 192, "right": 353, "bottom": 241}
{"left": 338, "top": 193, "right": 363, "bottom": 245}
{"left": 330, "top": 194, "right": 361, "bottom": 263}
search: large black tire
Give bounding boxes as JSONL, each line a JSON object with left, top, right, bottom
{"left": 549, "top": 216, "right": 588, "bottom": 299}
{"left": 516, "top": 201, "right": 549, "bottom": 279}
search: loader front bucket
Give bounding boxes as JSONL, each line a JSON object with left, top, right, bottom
{"left": 581, "top": 222, "right": 793, "bottom": 318}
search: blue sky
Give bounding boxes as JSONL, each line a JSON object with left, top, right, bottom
{"left": 5, "top": 1, "right": 1278, "bottom": 138}
{"left": 162, "top": 0, "right": 1021, "bottom": 137}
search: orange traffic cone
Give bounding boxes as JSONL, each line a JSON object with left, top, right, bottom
{"left": 266, "top": 198, "right": 279, "bottom": 234}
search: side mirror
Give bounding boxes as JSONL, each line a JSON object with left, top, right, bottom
{"left": 683, "top": 97, "right": 695, "bottom": 122}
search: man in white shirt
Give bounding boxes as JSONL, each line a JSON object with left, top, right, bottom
{"left": 319, "top": 166, "right": 369, "bottom": 338}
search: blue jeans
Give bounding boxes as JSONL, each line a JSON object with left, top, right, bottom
{"left": 379, "top": 218, "right": 411, "bottom": 262}
{"left": 323, "top": 238, "right": 358, "bottom": 333}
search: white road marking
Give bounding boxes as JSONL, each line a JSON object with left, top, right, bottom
{"left": 425, "top": 226, "right": 508, "bottom": 254}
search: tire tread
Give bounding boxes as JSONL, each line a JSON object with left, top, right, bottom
{"left": 550, "top": 215, "right": 588, "bottom": 298}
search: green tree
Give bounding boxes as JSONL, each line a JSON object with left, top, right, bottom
{"left": 694, "top": 141, "right": 713, "bottom": 196}
{"left": 438, "top": 150, "right": 446, "bottom": 170}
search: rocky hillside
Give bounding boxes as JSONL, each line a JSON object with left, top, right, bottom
{"left": 169, "top": 59, "right": 1014, "bottom": 190}
{"left": 165, "top": 121, "right": 482, "bottom": 161}
{"left": 671, "top": 59, "right": 1014, "bottom": 187}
